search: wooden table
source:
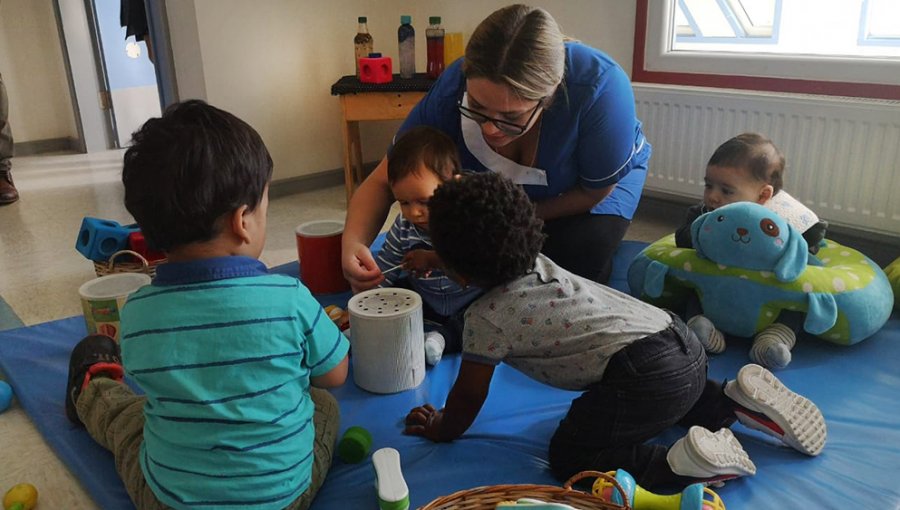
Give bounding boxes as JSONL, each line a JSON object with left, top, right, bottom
{"left": 331, "top": 74, "right": 434, "bottom": 202}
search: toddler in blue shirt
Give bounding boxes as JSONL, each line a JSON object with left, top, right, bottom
{"left": 64, "top": 100, "right": 349, "bottom": 510}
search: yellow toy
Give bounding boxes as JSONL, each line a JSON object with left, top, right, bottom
{"left": 324, "top": 305, "right": 350, "bottom": 330}
{"left": 885, "top": 256, "right": 900, "bottom": 309}
{"left": 592, "top": 469, "right": 725, "bottom": 510}
{"left": 3, "top": 483, "right": 38, "bottom": 510}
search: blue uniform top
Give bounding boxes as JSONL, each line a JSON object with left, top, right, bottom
{"left": 397, "top": 42, "right": 650, "bottom": 219}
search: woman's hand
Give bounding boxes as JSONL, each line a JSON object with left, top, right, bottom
{"left": 402, "top": 249, "right": 442, "bottom": 277}
{"left": 342, "top": 242, "right": 384, "bottom": 293}
{"left": 342, "top": 157, "right": 394, "bottom": 292}
{"left": 404, "top": 404, "right": 447, "bottom": 442}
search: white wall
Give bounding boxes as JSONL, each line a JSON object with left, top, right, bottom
{"left": 0, "top": 0, "right": 77, "bottom": 143}
{"left": 168, "top": 1, "right": 636, "bottom": 181}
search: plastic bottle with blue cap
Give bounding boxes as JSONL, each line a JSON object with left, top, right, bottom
{"left": 398, "top": 15, "right": 416, "bottom": 79}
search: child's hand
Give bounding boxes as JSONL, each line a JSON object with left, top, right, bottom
{"left": 402, "top": 249, "right": 441, "bottom": 277}
{"left": 404, "top": 403, "right": 446, "bottom": 442}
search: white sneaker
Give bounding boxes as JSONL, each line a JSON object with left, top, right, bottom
{"left": 424, "top": 331, "right": 445, "bottom": 366}
{"left": 667, "top": 426, "right": 756, "bottom": 484}
{"left": 724, "top": 363, "right": 827, "bottom": 456}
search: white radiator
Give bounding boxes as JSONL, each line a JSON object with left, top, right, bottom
{"left": 634, "top": 84, "right": 900, "bottom": 237}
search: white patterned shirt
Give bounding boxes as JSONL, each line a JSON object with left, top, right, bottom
{"left": 462, "top": 254, "right": 672, "bottom": 390}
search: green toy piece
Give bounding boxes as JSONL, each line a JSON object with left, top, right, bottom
{"left": 338, "top": 425, "right": 373, "bottom": 463}
{"left": 885, "top": 256, "right": 900, "bottom": 309}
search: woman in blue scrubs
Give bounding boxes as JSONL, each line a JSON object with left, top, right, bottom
{"left": 342, "top": 4, "right": 650, "bottom": 289}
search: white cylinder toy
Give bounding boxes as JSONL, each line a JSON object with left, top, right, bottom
{"left": 348, "top": 288, "right": 425, "bottom": 394}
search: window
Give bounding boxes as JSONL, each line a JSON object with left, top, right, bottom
{"left": 675, "top": 0, "right": 777, "bottom": 42}
{"left": 861, "top": 0, "right": 900, "bottom": 46}
{"left": 634, "top": 0, "right": 900, "bottom": 99}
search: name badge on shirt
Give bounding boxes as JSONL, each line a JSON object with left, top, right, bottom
{"left": 460, "top": 93, "right": 548, "bottom": 187}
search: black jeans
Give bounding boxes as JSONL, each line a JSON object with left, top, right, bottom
{"left": 541, "top": 213, "right": 631, "bottom": 284}
{"left": 548, "top": 314, "right": 738, "bottom": 489}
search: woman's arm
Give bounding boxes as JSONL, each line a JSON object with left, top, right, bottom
{"left": 341, "top": 157, "right": 394, "bottom": 292}
{"left": 534, "top": 183, "right": 614, "bottom": 221}
{"left": 404, "top": 360, "right": 496, "bottom": 442}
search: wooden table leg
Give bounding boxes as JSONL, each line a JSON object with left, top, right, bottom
{"left": 338, "top": 90, "right": 427, "bottom": 203}
{"left": 349, "top": 121, "right": 363, "bottom": 193}
{"left": 340, "top": 117, "right": 362, "bottom": 204}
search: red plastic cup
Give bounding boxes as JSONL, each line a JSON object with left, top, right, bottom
{"left": 296, "top": 220, "right": 350, "bottom": 295}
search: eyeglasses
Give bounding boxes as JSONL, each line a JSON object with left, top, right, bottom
{"left": 458, "top": 98, "right": 543, "bottom": 136}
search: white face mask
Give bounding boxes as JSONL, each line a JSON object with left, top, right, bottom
{"left": 460, "top": 93, "right": 548, "bottom": 187}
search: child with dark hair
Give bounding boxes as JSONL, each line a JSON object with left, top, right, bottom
{"left": 675, "top": 133, "right": 826, "bottom": 251}
{"left": 65, "top": 100, "right": 349, "bottom": 510}
{"left": 404, "top": 171, "right": 827, "bottom": 490}
{"left": 370, "top": 126, "right": 482, "bottom": 365}
{"left": 674, "top": 133, "right": 828, "bottom": 368}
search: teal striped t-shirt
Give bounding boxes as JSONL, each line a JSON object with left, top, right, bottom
{"left": 120, "top": 256, "right": 349, "bottom": 509}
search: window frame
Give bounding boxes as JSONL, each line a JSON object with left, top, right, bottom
{"left": 859, "top": 0, "right": 900, "bottom": 46}
{"left": 675, "top": 0, "right": 779, "bottom": 42}
{"left": 633, "top": 0, "right": 900, "bottom": 100}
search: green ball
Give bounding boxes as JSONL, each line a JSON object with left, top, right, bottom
{"left": 337, "top": 426, "right": 373, "bottom": 463}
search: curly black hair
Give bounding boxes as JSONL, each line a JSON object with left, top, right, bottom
{"left": 428, "top": 172, "right": 545, "bottom": 288}
{"left": 122, "top": 100, "right": 273, "bottom": 251}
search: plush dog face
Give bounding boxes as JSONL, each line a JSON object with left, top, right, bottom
{"left": 691, "top": 202, "right": 808, "bottom": 281}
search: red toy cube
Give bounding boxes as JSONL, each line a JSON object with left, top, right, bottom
{"left": 359, "top": 54, "right": 393, "bottom": 84}
{"left": 128, "top": 231, "right": 166, "bottom": 262}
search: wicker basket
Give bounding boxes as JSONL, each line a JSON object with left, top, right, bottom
{"left": 419, "top": 471, "right": 631, "bottom": 510}
{"left": 93, "top": 250, "right": 166, "bottom": 278}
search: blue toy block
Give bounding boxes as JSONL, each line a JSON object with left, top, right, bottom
{"left": 75, "top": 217, "right": 140, "bottom": 262}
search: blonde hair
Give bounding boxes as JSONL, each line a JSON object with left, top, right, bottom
{"left": 463, "top": 4, "right": 565, "bottom": 102}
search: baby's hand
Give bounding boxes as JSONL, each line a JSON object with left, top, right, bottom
{"left": 402, "top": 250, "right": 441, "bottom": 277}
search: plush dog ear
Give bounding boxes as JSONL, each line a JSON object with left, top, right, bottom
{"left": 804, "top": 292, "right": 838, "bottom": 335}
{"left": 774, "top": 226, "right": 809, "bottom": 281}
{"left": 643, "top": 260, "right": 670, "bottom": 298}
{"left": 690, "top": 214, "right": 709, "bottom": 260}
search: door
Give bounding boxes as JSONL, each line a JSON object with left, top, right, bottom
{"left": 85, "top": 0, "right": 160, "bottom": 148}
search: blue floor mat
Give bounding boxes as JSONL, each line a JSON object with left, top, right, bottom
{"left": 1, "top": 241, "right": 898, "bottom": 509}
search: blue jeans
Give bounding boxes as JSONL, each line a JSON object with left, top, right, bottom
{"left": 548, "top": 314, "right": 737, "bottom": 488}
